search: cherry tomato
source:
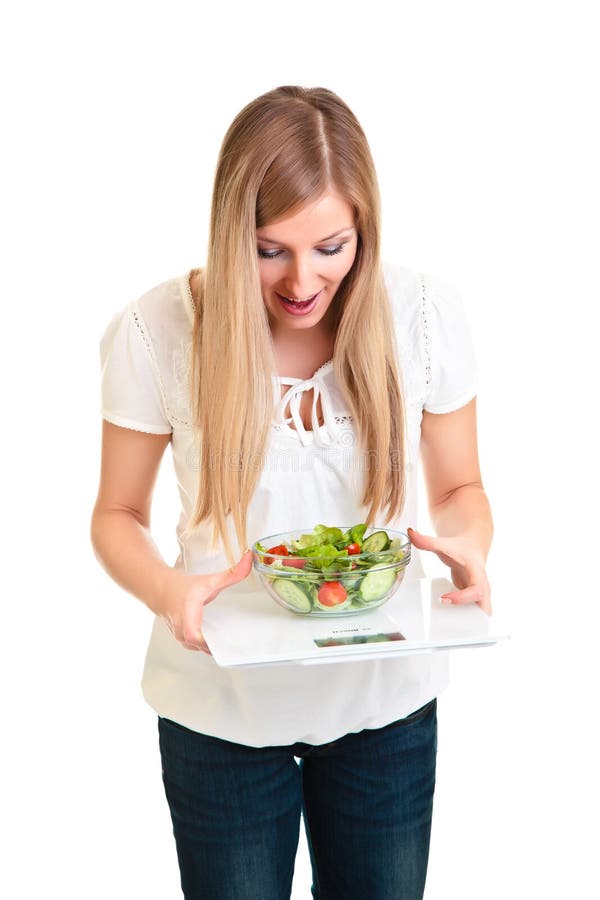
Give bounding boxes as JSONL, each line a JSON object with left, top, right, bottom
{"left": 317, "top": 581, "right": 348, "bottom": 606}
{"left": 265, "top": 544, "right": 289, "bottom": 565}
{"left": 346, "top": 543, "right": 361, "bottom": 555}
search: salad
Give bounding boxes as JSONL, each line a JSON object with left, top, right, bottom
{"left": 254, "top": 524, "right": 411, "bottom": 614}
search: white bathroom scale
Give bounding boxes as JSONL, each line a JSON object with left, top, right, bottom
{"left": 201, "top": 572, "right": 510, "bottom": 668}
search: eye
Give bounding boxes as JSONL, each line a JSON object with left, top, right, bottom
{"left": 257, "top": 244, "right": 346, "bottom": 260}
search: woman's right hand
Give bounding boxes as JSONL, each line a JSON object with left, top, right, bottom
{"left": 157, "top": 550, "right": 253, "bottom": 653}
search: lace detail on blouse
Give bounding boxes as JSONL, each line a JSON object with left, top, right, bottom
{"left": 131, "top": 306, "right": 185, "bottom": 428}
{"left": 184, "top": 272, "right": 198, "bottom": 314}
{"left": 272, "top": 413, "right": 354, "bottom": 438}
{"left": 313, "top": 359, "right": 333, "bottom": 377}
{"left": 419, "top": 274, "right": 432, "bottom": 390}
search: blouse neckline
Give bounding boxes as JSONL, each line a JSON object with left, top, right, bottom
{"left": 275, "top": 359, "right": 334, "bottom": 383}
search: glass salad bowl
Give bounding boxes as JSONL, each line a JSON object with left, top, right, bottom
{"left": 252, "top": 524, "right": 411, "bottom": 617}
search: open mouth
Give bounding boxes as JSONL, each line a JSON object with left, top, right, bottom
{"left": 276, "top": 290, "right": 321, "bottom": 315}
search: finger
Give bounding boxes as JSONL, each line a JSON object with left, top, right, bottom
{"left": 181, "top": 639, "right": 212, "bottom": 654}
{"left": 209, "top": 549, "right": 254, "bottom": 592}
{"left": 441, "top": 585, "right": 480, "bottom": 604}
{"left": 407, "top": 527, "right": 440, "bottom": 544}
{"left": 180, "top": 616, "right": 210, "bottom": 649}
{"left": 180, "top": 628, "right": 212, "bottom": 653}
{"left": 408, "top": 528, "right": 467, "bottom": 569}
{"left": 201, "top": 550, "right": 254, "bottom": 608}
{"left": 441, "top": 585, "right": 492, "bottom": 615}
{"left": 408, "top": 527, "right": 458, "bottom": 557}
{"left": 407, "top": 527, "right": 433, "bottom": 546}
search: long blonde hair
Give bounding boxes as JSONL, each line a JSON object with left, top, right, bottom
{"left": 183, "top": 86, "right": 407, "bottom": 566}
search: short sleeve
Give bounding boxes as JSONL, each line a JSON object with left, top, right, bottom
{"left": 422, "top": 274, "right": 479, "bottom": 414}
{"left": 99, "top": 301, "right": 173, "bottom": 434}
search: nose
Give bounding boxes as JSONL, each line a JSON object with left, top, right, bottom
{"left": 281, "top": 254, "right": 319, "bottom": 298}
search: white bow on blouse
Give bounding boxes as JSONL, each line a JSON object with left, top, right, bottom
{"left": 273, "top": 368, "right": 341, "bottom": 448}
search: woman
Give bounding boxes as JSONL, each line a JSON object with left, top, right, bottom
{"left": 91, "top": 85, "right": 493, "bottom": 899}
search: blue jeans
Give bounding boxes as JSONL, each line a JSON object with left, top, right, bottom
{"left": 158, "top": 697, "right": 437, "bottom": 899}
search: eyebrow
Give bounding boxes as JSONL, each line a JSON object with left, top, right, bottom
{"left": 256, "top": 226, "right": 355, "bottom": 246}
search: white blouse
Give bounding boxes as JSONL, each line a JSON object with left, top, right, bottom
{"left": 98, "top": 260, "right": 479, "bottom": 746}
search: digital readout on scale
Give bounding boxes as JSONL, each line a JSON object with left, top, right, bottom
{"left": 314, "top": 631, "right": 405, "bottom": 649}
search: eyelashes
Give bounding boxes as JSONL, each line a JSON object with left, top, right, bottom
{"left": 257, "top": 244, "right": 346, "bottom": 260}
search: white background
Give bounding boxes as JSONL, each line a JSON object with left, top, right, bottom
{"left": 2, "top": 1, "right": 598, "bottom": 897}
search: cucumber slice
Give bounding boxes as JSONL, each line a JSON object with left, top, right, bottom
{"left": 362, "top": 531, "right": 390, "bottom": 553}
{"left": 340, "top": 573, "right": 363, "bottom": 592}
{"left": 359, "top": 565, "right": 397, "bottom": 603}
{"left": 271, "top": 578, "right": 312, "bottom": 613}
{"left": 304, "top": 583, "right": 319, "bottom": 609}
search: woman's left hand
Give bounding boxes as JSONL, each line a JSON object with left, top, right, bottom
{"left": 407, "top": 527, "right": 492, "bottom": 615}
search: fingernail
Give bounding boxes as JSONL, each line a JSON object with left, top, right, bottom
{"left": 441, "top": 596, "right": 453, "bottom": 604}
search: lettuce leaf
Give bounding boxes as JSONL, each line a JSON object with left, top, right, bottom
{"left": 350, "top": 523, "right": 367, "bottom": 544}
{"left": 313, "top": 525, "right": 345, "bottom": 544}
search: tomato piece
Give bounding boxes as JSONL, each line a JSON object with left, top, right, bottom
{"left": 283, "top": 556, "right": 307, "bottom": 569}
{"left": 265, "top": 544, "right": 290, "bottom": 565}
{"left": 346, "top": 543, "right": 361, "bottom": 555}
{"left": 266, "top": 544, "right": 289, "bottom": 555}
{"left": 317, "top": 581, "right": 348, "bottom": 606}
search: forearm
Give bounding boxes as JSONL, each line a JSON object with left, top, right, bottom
{"left": 429, "top": 484, "right": 494, "bottom": 562}
{"left": 90, "top": 510, "right": 174, "bottom": 616}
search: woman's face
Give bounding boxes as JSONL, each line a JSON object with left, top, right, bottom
{"left": 256, "top": 192, "right": 358, "bottom": 334}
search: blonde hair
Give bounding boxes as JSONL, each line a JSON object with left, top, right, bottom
{"left": 183, "top": 86, "right": 407, "bottom": 566}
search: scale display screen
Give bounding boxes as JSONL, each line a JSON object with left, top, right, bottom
{"left": 314, "top": 631, "right": 405, "bottom": 649}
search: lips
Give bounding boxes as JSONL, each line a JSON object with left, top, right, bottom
{"left": 277, "top": 291, "right": 318, "bottom": 305}
{"left": 276, "top": 290, "right": 322, "bottom": 316}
